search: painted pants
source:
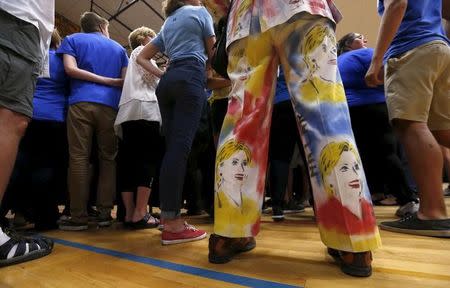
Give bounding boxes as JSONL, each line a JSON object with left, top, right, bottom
{"left": 214, "top": 13, "right": 382, "bottom": 252}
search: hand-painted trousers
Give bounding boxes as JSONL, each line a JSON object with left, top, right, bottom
{"left": 214, "top": 13, "right": 381, "bottom": 252}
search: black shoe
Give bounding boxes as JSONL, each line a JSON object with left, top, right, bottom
{"left": 58, "top": 218, "right": 88, "bottom": 231}
{"left": 272, "top": 206, "right": 284, "bottom": 222}
{"left": 97, "top": 216, "right": 113, "bottom": 227}
{"left": 327, "top": 248, "right": 372, "bottom": 277}
{"left": 380, "top": 213, "right": 450, "bottom": 237}
{"left": 282, "top": 200, "right": 305, "bottom": 214}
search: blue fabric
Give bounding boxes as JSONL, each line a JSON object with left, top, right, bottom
{"left": 152, "top": 6, "right": 215, "bottom": 64}
{"left": 33, "top": 50, "right": 69, "bottom": 122}
{"left": 57, "top": 32, "right": 128, "bottom": 109}
{"left": 274, "top": 69, "right": 290, "bottom": 104}
{"left": 338, "top": 48, "right": 385, "bottom": 107}
{"left": 378, "top": 0, "right": 450, "bottom": 61}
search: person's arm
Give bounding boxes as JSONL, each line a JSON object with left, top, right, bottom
{"left": 205, "top": 35, "right": 217, "bottom": 70}
{"left": 63, "top": 54, "right": 123, "bottom": 87}
{"left": 365, "top": 0, "right": 407, "bottom": 87}
{"left": 136, "top": 43, "right": 164, "bottom": 78}
{"left": 207, "top": 68, "right": 230, "bottom": 89}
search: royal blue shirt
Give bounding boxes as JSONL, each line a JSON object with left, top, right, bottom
{"left": 152, "top": 5, "right": 215, "bottom": 64}
{"left": 33, "top": 50, "right": 69, "bottom": 122}
{"left": 274, "top": 69, "right": 290, "bottom": 104}
{"left": 338, "top": 48, "right": 385, "bottom": 107}
{"left": 378, "top": 0, "right": 449, "bottom": 61}
{"left": 57, "top": 32, "right": 129, "bottom": 109}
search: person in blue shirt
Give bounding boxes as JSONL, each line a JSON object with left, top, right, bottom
{"left": 337, "top": 32, "right": 419, "bottom": 218}
{"left": 366, "top": 0, "right": 450, "bottom": 237}
{"left": 57, "top": 12, "right": 128, "bottom": 231}
{"left": 137, "top": 0, "right": 215, "bottom": 245}
{"left": 17, "top": 28, "right": 69, "bottom": 230}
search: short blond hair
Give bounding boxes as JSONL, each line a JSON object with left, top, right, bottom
{"left": 128, "top": 26, "right": 156, "bottom": 50}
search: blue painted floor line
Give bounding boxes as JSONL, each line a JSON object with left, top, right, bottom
{"left": 52, "top": 237, "right": 303, "bottom": 288}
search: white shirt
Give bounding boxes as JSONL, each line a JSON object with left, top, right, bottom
{"left": 114, "top": 46, "right": 162, "bottom": 138}
{"left": 0, "top": 0, "right": 55, "bottom": 77}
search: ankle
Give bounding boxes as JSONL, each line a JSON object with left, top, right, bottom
{"left": 162, "top": 218, "right": 185, "bottom": 233}
{"left": 417, "top": 211, "right": 448, "bottom": 220}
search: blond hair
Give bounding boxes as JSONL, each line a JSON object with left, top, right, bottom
{"left": 302, "top": 25, "right": 334, "bottom": 73}
{"left": 128, "top": 26, "right": 156, "bottom": 50}
{"left": 50, "top": 28, "right": 62, "bottom": 49}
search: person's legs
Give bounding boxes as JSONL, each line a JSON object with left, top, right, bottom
{"left": 277, "top": 15, "right": 380, "bottom": 276}
{"left": 380, "top": 41, "right": 450, "bottom": 237}
{"left": 156, "top": 60, "right": 208, "bottom": 243}
{"left": 95, "top": 104, "right": 118, "bottom": 226}
{"left": 440, "top": 146, "right": 450, "bottom": 196}
{"left": 209, "top": 28, "right": 277, "bottom": 263}
{"left": 394, "top": 121, "right": 447, "bottom": 219}
{"left": 61, "top": 103, "right": 94, "bottom": 230}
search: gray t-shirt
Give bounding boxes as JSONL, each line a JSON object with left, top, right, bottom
{"left": 152, "top": 5, "right": 215, "bottom": 64}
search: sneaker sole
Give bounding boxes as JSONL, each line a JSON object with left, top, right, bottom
{"left": 97, "top": 221, "right": 112, "bottom": 227}
{"left": 272, "top": 215, "right": 285, "bottom": 222}
{"left": 328, "top": 251, "right": 372, "bottom": 277}
{"left": 161, "top": 232, "right": 207, "bottom": 245}
{"left": 379, "top": 224, "right": 450, "bottom": 238}
{"left": 58, "top": 225, "right": 88, "bottom": 231}
{"left": 208, "top": 240, "right": 256, "bottom": 264}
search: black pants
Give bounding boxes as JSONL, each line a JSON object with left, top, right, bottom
{"left": 349, "top": 103, "right": 417, "bottom": 205}
{"left": 8, "top": 120, "right": 68, "bottom": 229}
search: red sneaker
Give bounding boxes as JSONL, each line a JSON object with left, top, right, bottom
{"left": 161, "top": 223, "right": 207, "bottom": 245}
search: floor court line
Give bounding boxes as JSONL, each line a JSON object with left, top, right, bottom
{"left": 51, "top": 237, "right": 303, "bottom": 288}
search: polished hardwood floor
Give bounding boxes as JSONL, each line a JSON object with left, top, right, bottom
{"left": 0, "top": 199, "right": 449, "bottom": 288}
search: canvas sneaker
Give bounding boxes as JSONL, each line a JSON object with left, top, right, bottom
{"left": 380, "top": 213, "right": 450, "bottom": 237}
{"left": 161, "top": 223, "right": 207, "bottom": 245}
{"left": 272, "top": 206, "right": 285, "bottom": 222}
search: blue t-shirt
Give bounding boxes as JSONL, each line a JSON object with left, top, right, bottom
{"left": 274, "top": 69, "right": 290, "bottom": 104}
{"left": 338, "top": 48, "right": 385, "bottom": 107}
{"left": 378, "top": 0, "right": 450, "bottom": 60}
{"left": 33, "top": 50, "right": 69, "bottom": 122}
{"left": 57, "top": 32, "right": 129, "bottom": 109}
{"left": 152, "top": 6, "right": 215, "bottom": 64}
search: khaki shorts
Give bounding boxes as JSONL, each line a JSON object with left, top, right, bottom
{"left": 385, "top": 40, "right": 450, "bottom": 130}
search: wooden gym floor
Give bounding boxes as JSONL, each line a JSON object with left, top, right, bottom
{"left": 0, "top": 199, "right": 449, "bottom": 288}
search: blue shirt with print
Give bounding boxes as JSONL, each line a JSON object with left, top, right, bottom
{"left": 378, "top": 0, "right": 449, "bottom": 61}
{"left": 338, "top": 48, "right": 385, "bottom": 107}
{"left": 33, "top": 50, "right": 69, "bottom": 122}
{"left": 57, "top": 32, "right": 129, "bottom": 109}
{"left": 152, "top": 6, "right": 215, "bottom": 64}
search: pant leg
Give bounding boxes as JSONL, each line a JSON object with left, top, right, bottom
{"left": 214, "top": 31, "right": 278, "bottom": 238}
{"left": 275, "top": 14, "right": 381, "bottom": 252}
{"left": 156, "top": 60, "right": 207, "bottom": 219}
{"left": 67, "top": 103, "right": 94, "bottom": 222}
{"left": 94, "top": 104, "right": 117, "bottom": 219}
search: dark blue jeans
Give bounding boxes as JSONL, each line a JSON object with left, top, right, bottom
{"left": 155, "top": 58, "right": 207, "bottom": 219}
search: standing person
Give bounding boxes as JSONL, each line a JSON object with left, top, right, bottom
{"left": 205, "top": 0, "right": 381, "bottom": 277}
{"left": 337, "top": 33, "right": 419, "bottom": 217}
{"left": 18, "top": 28, "right": 69, "bottom": 230}
{"left": 114, "top": 27, "right": 163, "bottom": 229}
{"left": 137, "top": 0, "right": 215, "bottom": 244}
{"left": 366, "top": 0, "right": 450, "bottom": 237}
{"left": 57, "top": 12, "right": 128, "bottom": 231}
{"left": 0, "top": 0, "right": 55, "bottom": 266}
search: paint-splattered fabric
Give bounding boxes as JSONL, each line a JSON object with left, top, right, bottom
{"left": 203, "top": 0, "right": 342, "bottom": 48}
{"left": 213, "top": 12, "right": 381, "bottom": 252}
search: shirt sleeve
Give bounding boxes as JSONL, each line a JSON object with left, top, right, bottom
{"left": 121, "top": 48, "right": 129, "bottom": 68}
{"left": 201, "top": 7, "right": 215, "bottom": 38}
{"left": 151, "top": 32, "right": 165, "bottom": 52}
{"left": 56, "top": 36, "right": 77, "bottom": 57}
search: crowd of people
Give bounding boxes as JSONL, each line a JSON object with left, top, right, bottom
{"left": 0, "top": 0, "right": 449, "bottom": 279}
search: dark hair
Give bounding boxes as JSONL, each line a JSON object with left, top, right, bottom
{"left": 337, "top": 33, "right": 359, "bottom": 56}
{"left": 80, "top": 12, "right": 108, "bottom": 33}
{"left": 162, "top": 0, "right": 185, "bottom": 17}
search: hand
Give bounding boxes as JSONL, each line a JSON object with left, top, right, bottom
{"left": 365, "top": 61, "right": 384, "bottom": 87}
